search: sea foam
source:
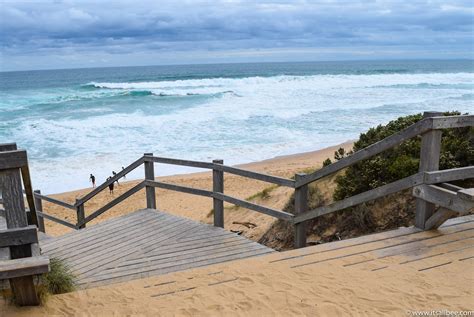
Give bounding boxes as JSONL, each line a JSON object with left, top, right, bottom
{"left": 2, "top": 70, "right": 473, "bottom": 194}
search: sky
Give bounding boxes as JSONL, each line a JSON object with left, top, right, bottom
{"left": 0, "top": 0, "right": 473, "bottom": 71}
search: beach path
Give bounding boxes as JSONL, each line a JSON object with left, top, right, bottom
{"left": 39, "top": 208, "right": 274, "bottom": 288}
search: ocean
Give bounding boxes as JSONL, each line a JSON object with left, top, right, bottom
{"left": 1, "top": 60, "right": 473, "bottom": 194}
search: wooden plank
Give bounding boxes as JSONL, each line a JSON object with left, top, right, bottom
{"left": 352, "top": 230, "right": 474, "bottom": 263}
{"left": 76, "top": 201, "right": 85, "bottom": 229}
{"left": 424, "top": 166, "right": 474, "bottom": 185}
{"left": 45, "top": 211, "right": 169, "bottom": 256}
{"left": 148, "top": 156, "right": 214, "bottom": 169}
{"left": 212, "top": 159, "right": 224, "bottom": 228}
{"left": 0, "top": 143, "right": 17, "bottom": 151}
{"left": 442, "top": 214, "right": 474, "bottom": 227}
{"left": 71, "top": 216, "right": 190, "bottom": 274}
{"left": 439, "top": 183, "right": 464, "bottom": 192}
{"left": 113, "top": 239, "right": 257, "bottom": 268}
{"left": 0, "top": 226, "right": 38, "bottom": 248}
{"left": 33, "top": 190, "right": 45, "bottom": 233}
{"left": 33, "top": 192, "right": 76, "bottom": 210}
{"left": 0, "top": 167, "right": 39, "bottom": 305}
{"left": 417, "top": 112, "right": 442, "bottom": 230}
{"left": 41, "top": 210, "right": 158, "bottom": 252}
{"left": 0, "top": 150, "right": 28, "bottom": 170}
{"left": 142, "top": 235, "right": 248, "bottom": 258}
{"left": 100, "top": 242, "right": 268, "bottom": 276}
{"left": 290, "top": 224, "right": 473, "bottom": 268}
{"left": 19, "top": 163, "right": 38, "bottom": 227}
{"left": 458, "top": 188, "right": 474, "bottom": 202}
{"left": 145, "top": 180, "right": 213, "bottom": 197}
{"left": 76, "top": 156, "right": 145, "bottom": 205}
{"left": 294, "top": 173, "right": 424, "bottom": 224}
{"left": 0, "top": 256, "right": 49, "bottom": 280}
{"left": 80, "top": 248, "right": 273, "bottom": 287}
{"left": 212, "top": 192, "right": 295, "bottom": 221}
{"left": 213, "top": 163, "right": 295, "bottom": 188}
{"left": 40, "top": 209, "right": 157, "bottom": 252}
{"left": 83, "top": 243, "right": 270, "bottom": 281}
{"left": 144, "top": 153, "right": 156, "bottom": 209}
{"left": 425, "top": 208, "right": 458, "bottom": 230}
{"left": 36, "top": 211, "right": 77, "bottom": 230}
{"left": 413, "top": 185, "right": 474, "bottom": 214}
{"left": 431, "top": 114, "right": 474, "bottom": 129}
{"left": 71, "top": 215, "right": 232, "bottom": 274}
{"left": 294, "top": 174, "right": 308, "bottom": 248}
{"left": 0, "top": 169, "right": 28, "bottom": 228}
{"left": 55, "top": 215, "right": 186, "bottom": 263}
{"left": 296, "top": 117, "right": 432, "bottom": 187}
{"left": 79, "top": 181, "right": 146, "bottom": 226}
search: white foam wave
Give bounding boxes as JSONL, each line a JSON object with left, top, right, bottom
{"left": 6, "top": 72, "right": 474, "bottom": 193}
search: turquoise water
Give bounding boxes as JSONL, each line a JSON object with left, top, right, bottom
{"left": 1, "top": 60, "right": 473, "bottom": 193}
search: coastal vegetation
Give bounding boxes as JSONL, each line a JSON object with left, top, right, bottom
{"left": 37, "top": 258, "right": 76, "bottom": 304}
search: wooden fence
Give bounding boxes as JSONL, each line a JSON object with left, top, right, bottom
{"left": 32, "top": 113, "right": 474, "bottom": 248}
{"left": 0, "top": 143, "right": 49, "bottom": 306}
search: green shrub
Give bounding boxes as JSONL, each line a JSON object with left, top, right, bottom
{"left": 332, "top": 111, "right": 473, "bottom": 200}
{"left": 37, "top": 258, "right": 76, "bottom": 303}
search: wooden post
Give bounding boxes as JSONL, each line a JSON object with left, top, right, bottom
{"left": 294, "top": 173, "right": 308, "bottom": 248}
{"left": 76, "top": 199, "right": 85, "bottom": 229}
{"left": 33, "top": 190, "right": 45, "bottom": 233}
{"left": 213, "top": 159, "right": 224, "bottom": 228}
{"left": 0, "top": 168, "right": 39, "bottom": 305}
{"left": 144, "top": 153, "right": 156, "bottom": 209}
{"left": 415, "top": 111, "right": 443, "bottom": 229}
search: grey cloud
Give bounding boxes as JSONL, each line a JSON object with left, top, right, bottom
{"left": 0, "top": 0, "right": 473, "bottom": 70}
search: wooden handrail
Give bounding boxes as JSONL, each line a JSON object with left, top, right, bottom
{"left": 147, "top": 155, "right": 214, "bottom": 169}
{"left": 76, "top": 156, "right": 146, "bottom": 205}
{"left": 431, "top": 114, "right": 474, "bottom": 129}
{"left": 33, "top": 192, "right": 75, "bottom": 210}
{"left": 294, "top": 173, "right": 425, "bottom": 224}
{"left": 78, "top": 181, "right": 146, "bottom": 227}
{"left": 293, "top": 166, "right": 474, "bottom": 224}
{"left": 213, "top": 163, "right": 295, "bottom": 188}
{"left": 212, "top": 192, "right": 295, "bottom": 221}
{"left": 423, "top": 166, "right": 474, "bottom": 184}
{"left": 145, "top": 180, "right": 214, "bottom": 198}
{"left": 295, "top": 114, "right": 474, "bottom": 188}
{"left": 36, "top": 211, "right": 77, "bottom": 230}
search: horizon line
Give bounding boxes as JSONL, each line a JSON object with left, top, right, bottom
{"left": 1, "top": 57, "right": 473, "bottom": 74}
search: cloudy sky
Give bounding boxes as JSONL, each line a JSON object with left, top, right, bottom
{"left": 1, "top": 0, "right": 473, "bottom": 71}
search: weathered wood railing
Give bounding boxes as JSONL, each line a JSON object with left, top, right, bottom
{"left": 0, "top": 143, "right": 49, "bottom": 306}
{"left": 33, "top": 113, "right": 473, "bottom": 249}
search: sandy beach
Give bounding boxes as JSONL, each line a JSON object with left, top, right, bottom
{"left": 40, "top": 141, "right": 353, "bottom": 240}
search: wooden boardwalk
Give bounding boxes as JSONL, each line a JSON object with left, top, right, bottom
{"left": 135, "top": 215, "right": 474, "bottom": 300}
{"left": 268, "top": 214, "right": 474, "bottom": 271}
{"left": 39, "top": 209, "right": 274, "bottom": 288}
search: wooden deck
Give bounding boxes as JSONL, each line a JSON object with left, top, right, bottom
{"left": 268, "top": 214, "right": 474, "bottom": 271}
{"left": 39, "top": 209, "right": 274, "bottom": 288}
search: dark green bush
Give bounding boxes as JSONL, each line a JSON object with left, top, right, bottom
{"left": 333, "top": 111, "right": 473, "bottom": 200}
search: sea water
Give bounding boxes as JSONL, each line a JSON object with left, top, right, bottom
{"left": 0, "top": 60, "right": 473, "bottom": 194}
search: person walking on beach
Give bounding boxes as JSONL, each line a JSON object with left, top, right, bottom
{"left": 107, "top": 176, "right": 114, "bottom": 194}
{"left": 112, "top": 171, "right": 119, "bottom": 186}
{"left": 89, "top": 174, "right": 96, "bottom": 188}
{"left": 122, "top": 166, "right": 126, "bottom": 179}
